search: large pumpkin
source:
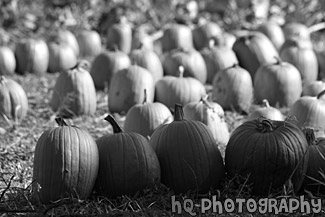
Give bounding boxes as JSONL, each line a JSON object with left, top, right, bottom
{"left": 232, "top": 31, "right": 279, "bottom": 78}
{"left": 149, "top": 104, "right": 225, "bottom": 194}
{"left": 90, "top": 49, "right": 131, "bottom": 90}
{"left": 212, "top": 64, "right": 253, "bottom": 113}
{"left": 106, "top": 17, "right": 132, "bottom": 54}
{"left": 0, "top": 76, "right": 28, "bottom": 122}
{"left": 50, "top": 61, "right": 97, "bottom": 118}
{"left": 162, "top": 48, "right": 207, "bottom": 84}
{"left": 225, "top": 117, "right": 309, "bottom": 196}
{"left": 96, "top": 115, "right": 161, "bottom": 197}
{"left": 183, "top": 96, "right": 230, "bottom": 145}
{"left": 254, "top": 57, "right": 302, "bottom": 107}
{"left": 0, "top": 46, "right": 16, "bottom": 75}
{"left": 108, "top": 65, "right": 155, "bottom": 114}
{"left": 15, "top": 38, "right": 49, "bottom": 75}
{"left": 155, "top": 66, "right": 206, "bottom": 111}
{"left": 124, "top": 90, "right": 173, "bottom": 138}
{"left": 76, "top": 29, "right": 102, "bottom": 59}
{"left": 32, "top": 118, "right": 99, "bottom": 204}
{"left": 48, "top": 42, "right": 78, "bottom": 73}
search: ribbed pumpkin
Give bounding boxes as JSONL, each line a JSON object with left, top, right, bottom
{"left": 183, "top": 96, "right": 230, "bottom": 145}
{"left": 162, "top": 48, "right": 207, "bottom": 84}
{"left": 254, "top": 57, "right": 302, "bottom": 107}
{"left": 96, "top": 115, "right": 161, "bottom": 197}
{"left": 288, "top": 90, "right": 325, "bottom": 137}
{"left": 76, "top": 29, "right": 102, "bottom": 59}
{"left": 124, "top": 90, "right": 173, "bottom": 138}
{"left": 303, "top": 81, "right": 325, "bottom": 97}
{"left": 212, "top": 64, "right": 253, "bottom": 113}
{"left": 302, "top": 129, "right": 325, "bottom": 194}
{"left": 149, "top": 104, "right": 225, "bottom": 194}
{"left": 48, "top": 42, "right": 78, "bottom": 73}
{"left": 161, "top": 23, "right": 194, "bottom": 53}
{"left": 225, "top": 117, "right": 309, "bottom": 196}
{"left": 106, "top": 17, "right": 132, "bottom": 54}
{"left": 247, "top": 99, "right": 284, "bottom": 121}
{"left": 32, "top": 118, "right": 99, "bottom": 204}
{"left": 200, "top": 39, "right": 238, "bottom": 84}
{"left": 0, "top": 76, "right": 28, "bottom": 122}
{"left": 192, "top": 21, "right": 223, "bottom": 51}
{"left": 108, "top": 65, "right": 155, "bottom": 114}
{"left": 53, "top": 29, "right": 80, "bottom": 57}
{"left": 280, "top": 38, "right": 318, "bottom": 84}
{"left": 129, "top": 46, "right": 163, "bottom": 83}
{"left": 232, "top": 31, "right": 279, "bottom": 78}
{"left": 155, "top": 66, "right": 206, "bottom": 111}
{"left": 90, "top": 49, "right": 131, "bottom": 90}
{"left": 15, "top": 38, "right": 49, "bottom": 75}
{"left": 50, "top": 61, "right": 97, "bottom": 118}
{"left": 0, "top": 46, "right": 16, "bottom": 75}
{"left": 256, "top": 21, "right": 285, "bottom": 51}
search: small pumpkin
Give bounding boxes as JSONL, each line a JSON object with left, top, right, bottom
{"left": 15, "top": 38, "right": 49, "bottom": 75}
{"left": 192, "top": 21, "right": 223, "bottom": 51}
{"left": 124, "top": 89, "right": 173, "bottom": 138}
{"left": 76, "top": 29, "right": 102, "bottom": 59}
{"left": 303, "top": 81, "right": 325, "bottom": 97}
{"left": 254, "top": 57, "right": 302, "bottom": 107}
{"left": 48, "top": 41, "right": 78, "bottom": 73}
{"left": 90, "top": 49, "right": 131, "bottom": 90}
{"left": 183, "top": 95, "right": 230, "bottom": 145}
{"left": 106, "top": 17, "right": 132, "bottom": 54}
{"left": 50, "top": 61, "right": 97, "bottom": 118}
{"left": 282, "top": 22, "right": 311, "bottom": 42}
{"left": 212, "top": 64, "right": 253, "bottom": 113}
{"left": 247, "top": 99, "right": 284, "bottom": 121}
{"left": 96, "top": 115, "right": 161, "bottom": 197}
{"left": 225, "top": 117, "right": 309, "bottom": 196}
{"left": 256, "top": 21, "right": 285, "bottom": 51}
{"left": 0, "top": 76, "right": 28, "bottom": 122}
{"left": 52, "top": 29, "right": 80, "bottom": 57}
{"left": 0, "top": 46, "right": 16, "bottom": 75}
{"left": 32, "top": 117, "right": 99, "bottom": 204}
{"left": 149, "top": 104, "right": 225, "bottom": 194}
{"left": 155, "top": 66, "right": 206, "bottom": 111}
{"left": 108, "top": 65, "right": 155, "bottom": 114}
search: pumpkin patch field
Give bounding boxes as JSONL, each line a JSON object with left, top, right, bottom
{"left": 1, "top": 0, "right": 325, "bottom": 216}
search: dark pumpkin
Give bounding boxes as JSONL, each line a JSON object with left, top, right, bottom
{"left": 149, "top": 104, "right": 225, "bottom": 194}
{"left": 32, "top": 118, "right": 99, "bottom": 204}
{"left": 225, "top": 117, "right": 309, "bottom": 196}
{"left": 96, "top": 115, "right": 161, "bottom": 197}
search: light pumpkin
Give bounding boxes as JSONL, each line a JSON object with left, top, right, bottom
{"left": 0, "top": 46, "right": 16, "bottom": 75}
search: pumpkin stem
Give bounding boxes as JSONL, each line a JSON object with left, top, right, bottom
{"left": 317, "top": 89, "right": 325, "bottom": 99}
{"left": 258, "top": 118, "right": 274, "bottom": 133}
{"left": 304, "top": 128, "right": 316, "bottom": 146}
{"left": 142, "top": 89, "right": 148, "bottom": 104}
{"left": 174, "top": 104, "right": 184, "bottom": 121}
{"left": 261, "top": 99, "right": 270, "bottom": 108}
{"left": 55, "top": 117, "right": 68, "bottom": 126}
{"left": 274, "top": 56, "right": 282, "bottom": 65}
{"left": 201, "top": 95, "right": 213, "bottom": 109}
{"left": 178, "top": 66, "right": 185, "bottom": 78}
{"left": 104, "top": 115, "right": 124, "bottom": 133}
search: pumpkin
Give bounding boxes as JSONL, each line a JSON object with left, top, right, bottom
{"left": 106, "top": 17, "right": 132, "bottom": 54}
{"left": 149, "top": 104, "right": 225, "bottom": 194}
{"left": 232, "top": 31, "right": 279, "bottom": 78}
{"left": 124, "top": 89, "right": 173, "bottom": 138}
{"left": 280, "top": 38, "right": 318, "bottom": 84}
{"left": 0, "top": 46, "right": 16, "bottom": 75}
{"left": 50, "top": 61, "right": 97, "bottom": 118}
{"left": 160, "top": 23, "right": 194, "bottom": 53}
{"left": 90, "top": 49, "right": 131, "bottom": 90}
{"left": 212, "top": 64, "right": 253, "bottom": 113}
{"left": 32, "top": 117, "right": 99, "bottom": 204}
{"left": 254, "top": 57, "right": 302, "bottom": 107}
{"left": 256, "top": 21, "right": 285, "bottom": 51}
{"left": 52, "top": 29, "right": 80, "bottom": 57}
{"left": 131, "top": 24, "right": 156, "bottom": 51}
{"left": 155, "top": 66, "right": 206, "bottom": 111}
{"left": 225, "top": 117, "right": 309, "bottom": 196}
{"left": 48, "top": 42, "right": 78, "bottom": 73}
{"left": 303, "top": 81, "right": 325, "bottom": 97}
{"left": 200, "top": 39, "right": 238, "bottom": 84}
{"left": 192, "top": 21, "right": 223, "bottom": 51}
{"left": 162, "top": 48, "right": 207, "bottom": 84}
{"left": 302, "top": 129, "right": 325, "bottom": 194}
{"left": 247, "top": 99, "right": 284, "bottom": 121}
{"left": 282, "top": 22, "right": 311, "bottom": 42}
{"left": 76, "top": 29, "right": 102, "bottom": 59}
{"left": 288, "top": 90, "right": 325, "bottom": 137}
{"left": 129, "top": 45, "right": 164, "bottom": 83}
{"left": 183, "top": 95, "right": 230, "bottom": 145}
{"left": 0, "top": 76, "right": 28, "bottom": 122}
{"left": 108, "top": 65, "right": 155, "bottom": 114}
{"left": 96, "top": 115, "right": 160, "bottom": 197}
{"left": 15, "top": 38, "right": 49, "bottom": 75}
